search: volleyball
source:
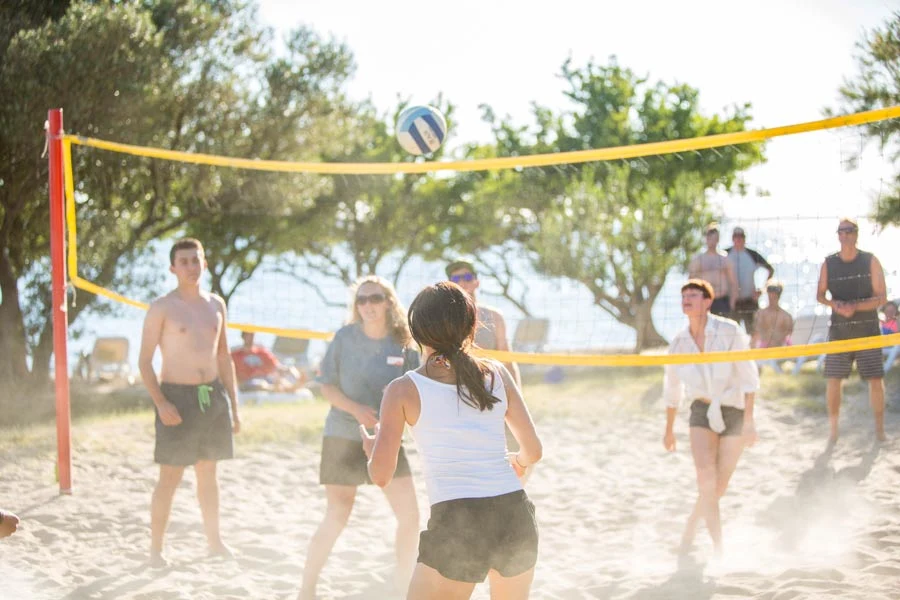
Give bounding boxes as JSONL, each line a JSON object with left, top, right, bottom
{"left": 396, "top": 105, "right": 447, "bottom": 156}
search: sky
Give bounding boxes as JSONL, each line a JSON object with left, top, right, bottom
{"left": 255, "top": 0, "right": 900, "bottom": 222}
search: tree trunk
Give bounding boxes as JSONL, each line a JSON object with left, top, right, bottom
{"left": 0, "top": 256, "right": 28, "bottom": 381}
{"left": 633, "top": 300, "right": 668, "bottom": 352}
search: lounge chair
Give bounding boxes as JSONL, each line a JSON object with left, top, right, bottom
{"left": 86, "top": 336, "right": 134, "bottom": 385}
{"left": 512, "top": 317, "right": 550, "bottom": 353}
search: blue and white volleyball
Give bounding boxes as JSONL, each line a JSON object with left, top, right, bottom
{"left": 396, "top": 105, "right": 447, "bottom": 156}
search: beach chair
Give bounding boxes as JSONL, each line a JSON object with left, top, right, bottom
{"left": 790, "top": 314, "right": 830, "bottom": 375}
{"left": 272, "top": 336, "right": 311, "bottom": 373}
{"left": 512, "top": 317, "right": 550, "bottom": 353}
{"left": 87, "top": 336, "right": 133, "bottom": 384}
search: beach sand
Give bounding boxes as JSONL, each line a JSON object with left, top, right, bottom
{"left": 1, "top": 376, "right": 899, "bottom": 599}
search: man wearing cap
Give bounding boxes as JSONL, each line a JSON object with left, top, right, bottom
{"left": 726, "top": 226, "right": 775, "bottom": 333}
{"left": 688, "top": 224, "right": 738, "bottom": 317}
{"left": 816, "top": 217, "right": 887, "bottom": 442}
{"left": 444, "top": 259, "right": 521, "bottom": 387}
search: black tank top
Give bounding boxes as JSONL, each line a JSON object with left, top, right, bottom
{"left": 825, "top": 250, "right": 880, "bottom": 340}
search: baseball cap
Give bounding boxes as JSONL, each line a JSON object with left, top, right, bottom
{"left": 732, "top": 227, "right": 745, "bottom": 237}
{"left": 705, "top": 222, "right": 719, "bottom": 234}
{"left": 445, "top": 259, "right": 476, "bottom": 279}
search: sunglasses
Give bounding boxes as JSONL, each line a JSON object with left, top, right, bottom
{"left": 450, "top": 272, "right": 477, "bottom": 283}
{"left": 355, "top": 293, "right": 386, "bottom": 306}
{"left": 836, "top": 227, "right": 858, "bottom": 234}
{"left": 766, "top": 286, "right": 783, "bottom": 293}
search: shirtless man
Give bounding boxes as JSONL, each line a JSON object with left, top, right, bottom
{"left": 138, "top": 238, "right": 241, "bottom": 567}
{"left": 751, "top": 280, "right": 794, "bottom": 349}
{"left": 689, "top": 223, "right": 738, "bottom": 317}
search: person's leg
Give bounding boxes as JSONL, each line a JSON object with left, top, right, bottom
{"left": 715, "top": 436, "right": 745, "bottom": 498}
{"left": 407, "top": 563, "right": 477, "bottom": 600}
{"left": 687, "top": 427, "right": 721, "bottom": 553}
{"left": 826, "top": 378, "right": 843, "bottom": 442}
{"left": 487, "top": 567, "right": 535, "bottom": 600}
{"left": 195, "top": 459, "right": 230, "bottom": 556}
{"left": 382, "top": 475, "right": 420, "bottom": 592}
{"left": 298, "top": 485, "right": 357, "bottom": 600}
{"left": 869, "top": 378, "right": 886, "bottom": 441}
{"left": 150, "top": 464, "right": 186, "bottom": 566}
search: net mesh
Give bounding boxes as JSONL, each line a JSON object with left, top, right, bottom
{"left": 61, "top": 108, "right": 900, "bottom": 367}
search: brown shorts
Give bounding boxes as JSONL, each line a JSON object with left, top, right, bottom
{"left": 319, "top": 436, "right": 411, "bottom": 486}
{"left": 689, "top": 399, "right": 745, "bottom": 437}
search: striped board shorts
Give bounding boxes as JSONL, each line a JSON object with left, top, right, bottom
{"left": 823, "top": 348, "right": 884, "bottom": 380}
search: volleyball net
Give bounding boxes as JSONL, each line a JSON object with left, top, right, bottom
{"left": 58, "top": 107, "right": 900, "bottom": 367}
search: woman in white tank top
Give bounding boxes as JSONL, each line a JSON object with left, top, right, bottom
{"left": 361, "top": 281, "right": 543, "bottom": 599}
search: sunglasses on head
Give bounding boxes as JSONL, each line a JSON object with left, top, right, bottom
{"left": 837, "top": 226, "right": 858, "bottom": 234}
{"left": 450, "top": 272, "right": 477, "bottom": 283}
{"left": 355, "top": 293, "right": 386, "bottom": 306}
{"left": 766, "top": 286, "right": 782, "bottom": 293}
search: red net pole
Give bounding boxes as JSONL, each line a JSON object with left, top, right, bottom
{"left": 48, "top": 108, "right": 72, "bottom": 494}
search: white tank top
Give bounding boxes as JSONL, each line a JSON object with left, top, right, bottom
{"left": 407, "top": 368, "right": 523, "bottom": 505}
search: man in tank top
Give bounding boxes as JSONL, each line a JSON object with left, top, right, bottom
{"left": 816, "top": 217, "right": 887, "bottom": 442}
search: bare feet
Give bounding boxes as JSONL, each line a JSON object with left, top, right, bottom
{"left": 149, "top": 552, "right": 170, "bottom": 569}
{"left": 296, "top": 588, "right": 316, "bottom": 600}
{"left": 209, "top": 543, "right": 236, "bottom": 560}
{"left": 876, "top": 429, "right": 887, "bottom": 443}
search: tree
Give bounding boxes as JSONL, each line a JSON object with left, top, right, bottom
{"left": 833, "top": 11, "right": 900, "bottom": 226}
{"left": 281, "top": 99, "right": 459, "bottom": 296}
{"left": 0, "top": 1, "right": 356, "bottom": 383}
{"left": 474, "top": 58, "right": 764, "bottom": 351}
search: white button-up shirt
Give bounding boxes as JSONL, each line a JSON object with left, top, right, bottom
{"left": 664, "top": 314, "right": 760, "bottom": 431}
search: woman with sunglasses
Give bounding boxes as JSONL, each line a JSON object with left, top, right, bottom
{"left": 361, "top": 281, "right": 542, "bottom": 599}
{"left": 299, "top": 275, "right": 420, "bottom": 600}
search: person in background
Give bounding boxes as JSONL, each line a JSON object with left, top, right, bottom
{"left": 751, "top": 280, "right": 793, "bottom": 350}
{"left": 663, "top": 279, "right": 759, "bottom": 557}
{"left": 299, "top": 275, "right": 420, "bottom": 600}
{"left": 726, "top": 226, "right": 774, "bottom": 333}
{"left": 230, "top": 331, "right": 306, "bottom": 392}
{"left": 689, "top": 223, "right": 738, "bottom": 317}
{"left": 881, "top": 300, "right": 898, "bottom": 335}
{"left": 816, "top": 217, "right": 887, "bottom": 442}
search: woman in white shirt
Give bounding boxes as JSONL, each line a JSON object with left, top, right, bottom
{"left": 663, "top": 279, "right": 759, "bottom": 556}
{"left": 362, "top": 281, "right": 543, "bottom": 600}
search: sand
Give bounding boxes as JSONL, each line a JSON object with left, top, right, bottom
{"left": 2, "top": 384, "right": 899, "bottom": 599}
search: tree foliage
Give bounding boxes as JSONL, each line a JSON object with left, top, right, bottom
{"left": 470, "top": 58, "right": 764, "bottom": 350}
{"left": 834, "top": 11, "right": 900, "bottom": 226}
{"left": 0, "top": 0, "right": 356, "bottom": 382}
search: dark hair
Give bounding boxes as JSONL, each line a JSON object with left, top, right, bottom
{"left": 408, "top": 282, "right": 500, "bottom": 411}
{"left": 169, "top": 238, "right": 204, "bottom": 266}
{"left": 681, "top": 279, "right": 715, "bottom": 300}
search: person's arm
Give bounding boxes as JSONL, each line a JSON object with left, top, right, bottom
{"left": 725, "top": 259, "right": 738, "bottom": 310}
{"left": 500, "top": 364, "right": 542, "bottom": 470}
{"left": 662, "top": 362, "right": 682, "bottom": 452}
{"left": 731, "top": 326, "right": 760, "bottom": 446}
{"left": 361, "top": 376, "right": 416, "bottom": 487}
{"left": 138, "top": 300, "right": 181, "bottom": 426}
{"left": 492, "top": 311, "right": 521, "bottom": 388}
{"left": 750, "top": 248, "right": 775, "bottom": 280}
{"left": 688, "top": 255, "right": 699, "bottom": 279}
{"left": 215, "top": 297, "right": 240, "bottom": 434}
{"left": 320, "top": 384, "right": 378, "bottom": 429}
{"left": 816, "top": 261, "right": 833, "bottom": 308}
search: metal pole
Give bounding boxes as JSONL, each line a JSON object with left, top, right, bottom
{"left": 48, "top": 108, "right": 72, "bottom": 494}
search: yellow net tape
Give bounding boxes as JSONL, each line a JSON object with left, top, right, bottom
{"left": 63, "top": 106, "right": 900, "bottom": 174}
{"left": 62, "top": 107, "right": 900, "bottom": 365}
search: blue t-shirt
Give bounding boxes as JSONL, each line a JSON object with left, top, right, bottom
{"left": 317, "top": 323, "right": 419, "bottom": 440}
